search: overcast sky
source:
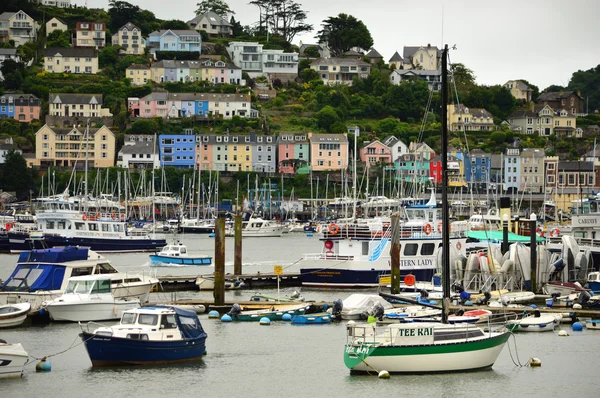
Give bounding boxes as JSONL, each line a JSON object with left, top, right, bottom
{"left": 74, "top": 0, "right": 599, "bottom": 90}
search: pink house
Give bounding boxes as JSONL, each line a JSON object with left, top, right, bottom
{"left": 196, "top": 134, "right": 213, "bottom": 170}
{"left": 128, "top": 92, "right": 169, "bottom": 118}
{"left": 309, "top": 132, "right": 348, "bottom": 171}
{"left": 277, "top": 132, "right": 309, "bottom": 174}
{"left": 360, "top": 140, "right": 392, "bottom": 167}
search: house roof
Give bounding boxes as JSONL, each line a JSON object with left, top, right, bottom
{"left": 520, "top": 148, "right": 545, "bottom": 158}
{"left": 558, "top": 161, "right": 593, "bottom": 172}
{"left": 0, "top": 48, "right": 18, "bottom": 56}
{"left": 43, "top": 48, "right": 98, "bottom": 58}
{"left": 187, "top": 11, "right": 231, "bottom": 27}
{"left": 538, "top": 91, "right": 580, "bottom": 101}
{"left": 393, "top": 69, "right": 440, "bottom": 77}
{"left": 342, "top": 50, "right": 364, "bottom": 57}
{"left": 389, "top": 51, "right": 403, "bottom": 62}
{"left": 310, "top": 57, "right": 370, "bottom": 67}
{"left": 48, "top": 17, "right": 67, "bottom": 25}
{"left": 468, "top": 148, "right": 489, "bottom": 157}
{"left": 126, "top": 63, "right": 149, "bottom": 70}
{"left": 514, "top": 80, "right": 532, "bottom": 91}
{"left": 366, "top": 48, "right": 383, "bottom": 59}
{"left": 49, "top": 93, "right": 103, "bottom": 105}
{"left": 119, "top": 22, "right": 141, "bottom": 32}
{"left": 451, "top": 103, "right": 494, "bottom": 119}
{"left": 38, "top": 125, "right": 112, "bottom": 137}
{"left": 403, "top": 45, "right": 439, "bottom": 58}
{"left": 309, "top": 133, "right": 348, "bottom": 143}
{"left": 149, "top": 29, "right": 201, "bottom": 37}
{"left": 120, "top": 142, "right": 157, "bottom": 155}
{"left": 0, "top": 12, "right": 17, "bottom": 21}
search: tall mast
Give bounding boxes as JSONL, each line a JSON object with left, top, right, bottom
{"left": 84, "top": 119, "right": 90, "bottom": 211}
{"left": 441, "top": 44, "right": 450, "bottom": 323}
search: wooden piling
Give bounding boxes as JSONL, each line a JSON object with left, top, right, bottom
{"left": 390, "top": 214, "right": 401, "bottom": 294}
{"left": 214, "top": 218, "right": 225, "bottom": 305}
{"left": 234, "top": 215, "right": 242, "bottom": 275}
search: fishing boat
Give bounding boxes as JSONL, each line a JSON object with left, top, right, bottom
{"left": 0, "top": 303, "right": 31, "bottom": 328}
{"left": 44, "top": 274, "right": 148, "bottom": 322}
{"left": 249, "top": 291, "right": 304, "bottom": 303}
{"left": 0, "top": 246, "right": 156, "bottom": 314}
{"left": 149, "top": 242, "right": 212, "bottom": 266}
{"left": 227, "top": 303, "right": 310, "bottom": 321}
{"left": 79, "top": 306, "right": 207, "bottom": 367}
{"left": 506, "top": 311, "right": 561, "bottom": 332}
{"left": 344, "top": 46, "right": 511, "bottom": 374}
{"left": 291, "top": 313, "right": 331, "bottom": 324}
{"left": 0, "top": 340, "right": 28, "bottom": 378}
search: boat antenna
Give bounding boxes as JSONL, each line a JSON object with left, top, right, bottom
{"left": 441, "top": 44, "right": 450, "bottom": 324}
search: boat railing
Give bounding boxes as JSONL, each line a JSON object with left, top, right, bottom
{"left": 462, "top": 271, "right": 524, "bottom": 292}
{"left": 303, "top": 252, "right": 354, "bottom": 261}
{"left": 78, "top": 320, "right": 110, "bottom": 333}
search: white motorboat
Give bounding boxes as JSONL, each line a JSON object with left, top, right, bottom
{"left": 195, "top": 276, "right": 245, "bottom": 290}
{"left": 0, "top": 303, "right": 31, "bottom": 328}
{"left": 45, "top": 274, "right": 146, "bottom": 322}
{"left": 239, "top": 213, "right": 285, "bottom": 237}
{"left": 0, "top": 341, "right": 28, "bottom": 378}
{"left": 338, "top": 294, "right": 394, "bottom": 320}
{"left": 506, "top": 311, "right": 562, "bottom": 332}
{"left": 0, "top": 246, "right": 157, "bottom": 314}
{"left": 149, "top": 242, "right": 212, "bottom": 266}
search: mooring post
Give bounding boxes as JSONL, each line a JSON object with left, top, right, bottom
{"left": 530, "top": 213, "right": 537, "bottom": 293}
{"left": 502, "top": 214, "right": 509, "bottom": 255}
{"left": 234, "top": 215, "right": 242, "bottom": 275}
{"left": 390, "top": 213, "right": 401, "bottom": 295}
{"left": 214, "top": 217, "right": 225, "bottom": 305}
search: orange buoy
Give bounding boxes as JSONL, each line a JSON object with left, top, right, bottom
{"left": 404, "top": 274, "right": 416, "bottom": 286}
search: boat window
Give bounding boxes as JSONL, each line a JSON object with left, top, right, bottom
{"left": 89, "top": 223, "right": 98, "bottom": 231}
{"left": 46, "top": 221, "right": 55, "bottom": 229}
{"left": 404, "top": 244, "right": 418, "bottom": 256}
{"left": 3, "top": 267, "right": 44, "bottom": 289}
{"left": 420, "top": 243, "right": 435, "bottom": 256}
{"left": 94, "top": 279, "right": 111, "bottom": 293}
{"left": 71, "top": 267, "right": 93, "bottom": 277}
{"left": 126, "top": 333, "right": 149, "bottom": 340}
{"left": 113, "top": 224, "right": 124, "bottom": 232}
{"left": 138, "top": 314, "right": 158, "bottom": 325}
{"left": 57, "top": 221, "right": 66, "bottom": 229}
{"left": 75, "top": 222, "right": 85, "bottom": 230}
{"left": 124, "top": 278, "right": 141, "bottom": 283}
{"left": 160, "top": 314, "right": 177, "bottom": 329}
{"left": 64, "top": 281, "right": 78, "bottom": 293}
{"left": 121, "top": 313, "right": 137, "bottom": 324}
{"left": 434, "top": 328, "right": 484, "bottom": 342}
{"left": 180, "top": 247, "right": 187, "bottom": 254}
{"left": 95, "top": 263, "right": 118, "bottom": 274}
{"left": 101, "top": 223, "right": 110, "bottom": 232}
{"left": 362, "top": 242, "right": 369, "bottom": 255}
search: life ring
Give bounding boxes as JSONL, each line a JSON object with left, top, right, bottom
{"left": 96, "top": 212, "right": 101, "bottom": 220}
{"left": 329, "top": 223, "right": 339, "bottom": 235}
{"left": 111, "top": 213, "right": 117, "bottom": 220}
{"left": 82, "top": 214, "right": 88, "bottom": 221}
{"left": 456, "top": 242, "right": 462, "bottom": 250}
{"left": 536, "top": 227, "right": 544, "bottom": 237}
{"left": 423, "top": 224, "right": 432, "bottom": 235}
{"left": 404, "top": 274, "right": 416, "bottom": 286}
{"left": 550, "top": 228, "right": 560, "bottom": 237}
{"left": 437, "top": 222, "right": 443, "bottom": 233}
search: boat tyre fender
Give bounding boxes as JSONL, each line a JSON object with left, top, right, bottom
{"left": 82, "top": 214, "right": 88, "bottom": 221}
{"left": 437, "top": 222, "right": 443, "bottom": 233}
{"left": 423, "top": 224, "right": 432, "bottom": 235}
{"left": 329, "top": 223, "right": 339, "bottom": 235}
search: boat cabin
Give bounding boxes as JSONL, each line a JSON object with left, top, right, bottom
{"left": 158, "top": 243, "right": 187, "bottom": 257}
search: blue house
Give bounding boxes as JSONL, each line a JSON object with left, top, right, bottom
{"left": 465, "top": 149, "right": 491, "bottom": 189}
{"left": 159, "top": 130, "right": 197, "bottom": 169}
{"left": 147, "top": 30, "right": 201, "bottom": 57}
{"left": 195, "top": 100, "right": 209, "bottom": 117}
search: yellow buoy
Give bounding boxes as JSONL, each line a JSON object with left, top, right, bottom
{"left": 378, "top": 370, "right": 390, "bottom": 379}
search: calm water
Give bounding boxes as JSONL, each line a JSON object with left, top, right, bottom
{"left": 1, "top": 234, "right": 599, "bottom": 397}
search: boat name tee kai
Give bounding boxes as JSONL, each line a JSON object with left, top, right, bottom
{"left": 398, "top": 327, "right": 433, "bottom": 337}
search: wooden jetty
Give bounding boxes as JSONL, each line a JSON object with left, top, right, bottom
{"left": 155, "top": 272, "right": 302, "bottom": 292}
{"left": 145, "top": 299, "right": 328, "bottom": 314}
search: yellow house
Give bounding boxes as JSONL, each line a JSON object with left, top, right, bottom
{"left": 46, "top": 17, "right": 67, "bottom": 36}
{"left": 43, "top": 47, "right": 99, "bottom": 74}
{"left": 503, "top": 80, "right": 533, "bottom": 102}
{"left": 126, "top": 64, "right": 150, "bottom": 86}
{"left": 48, "top": 93, "right": 112, "bottom": 118}
{"left": 35, "top": 124, "right": 115, "bottom": 168}
{"left": 553, "top": 108, "right": 580, "bottom": 138}
{"left": 227, "top": 137, "right": 253, "bottom": 171}
{"left": 401, "top": 45, "right": 439, "bottom": 71}
{"left": 111, "top": 22, "right": 145, "bottom": 55}
{"left": 447, "top": 103, "right": 495, "bottom": 132}
{"left": 309, "top": 133, "right": 349, "bottom": 171}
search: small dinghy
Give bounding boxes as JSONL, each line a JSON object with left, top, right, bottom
{"left": 507, "top": 310, "right": 561, "bottom": 332}
{"left": 0, "top": 303, "right": 30, "bottom": 328}
{"left": 291, "top": 312, "right": 331, "bottom": 324}
{"left": 150, "top": 242, "right": 212, "bottom": 266}
{"left": 585, "top": 320, "right": 600, "bottom": 330}
{"left": 0, "top": 339, "right": 29, "bottom": 378}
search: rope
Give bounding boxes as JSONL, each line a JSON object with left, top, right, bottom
{"left": 505, "top": 331, "right": 525, "bottom": 367}
{"left": 24, "top": 333, "right": 95, "bottom": 367}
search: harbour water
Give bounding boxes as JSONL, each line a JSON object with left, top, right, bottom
{"left": 1, "top": 234, "right": 599, "bottom": 397}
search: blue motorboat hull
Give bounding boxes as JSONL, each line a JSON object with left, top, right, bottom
{"left": 291, "top": 313, "right": 331, "bottom": 324}
{"left": 149, "top": 255, "right": 212, "bottom": 266}
{"left": 300, "top": 268, "right": 434, "bottom": 288}
{"left": 79, "top": 332, "right": 207, "bottom": 366}
{"left": 9, "top": 232, "right": 167, "bottom": 253}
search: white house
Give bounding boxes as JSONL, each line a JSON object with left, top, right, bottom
{"left": 0, "top": 10, "right": 37, "bottom": 47}
{"left": 226, "top": 41, "right": 298, "bottom": 79}
{"left": 46, "top": 17, "right": 67, "bottom": 36}
{"left": 117, "top": 134, "right": 160, "bottom": 169}
{"left": 187, "top": 11, "right": 232, "bottom": 37}
{"left": 382, "top": 136, "right": 409, "bottom": 162}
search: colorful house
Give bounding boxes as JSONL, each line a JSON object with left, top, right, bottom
{"left": 146, "top": 29, "right": 201, "bottom": 57}
{"left": 465, "top": 149, "right": 491, "bottom": 189}
{"left": 360, "top": 140, "right": 392, "bottom": 167}
{"left": 277, "top": 132, "right": 309, "bottom": 174}
{"left": 0, "top": 93, "right": 41, "bottom": 122}
{"left": 126, "top": 64, "right": 150, "bottom": 86}
{"left": 309, "top": 133, "right": 349, "bottom": 171}
{"left": 111, "top": 22, "right": 146, "bottom": 55}
{"left": 447, "top": 103, "right": 495, "bottom": 132}
{"left": 159, "top": 130, "right": 197, "bottom": 169}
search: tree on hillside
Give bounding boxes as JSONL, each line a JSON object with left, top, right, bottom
{"left": 543, "top": 84, "right": 565, "bottom": 93}
{"left": 196, "top": 0, "right": 234, "bottom": 17}
{"left": 568, "top": 65, "right": 600, "bottom": 113}
{"left": 450, "top": 63, "right": 476, "bottom": 96}
{"left": 316, "top": 14, "right": 373, "bottom": 57}
{"left": 108, "top": 1, "right": 159, "bottom": 35}
{"left": 0, "top": 150, "right": 32, "bottom": 200}
{"left": 160, "top": 20, "right": 190, "bottom": 30}
{"left": 229, "top": 16, "right": 244, "bottom": 36}
{"left": 46, "top": 30, "right": 71, "bottom": 48}
{"left": 250, "top": 0, "right": 312, "bottom": 43}
{"left": 0, "top": 59, "right": 25, "bottom": 91}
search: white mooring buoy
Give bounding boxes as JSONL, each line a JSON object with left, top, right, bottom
{"left": 528, "top": 358, "right": 542, "bottom": 367}
{"left": 558, "top": 330, "right": 569, "bottom": 337}
{"left": 378, "top": 370, "right": 390, "bottom": 379}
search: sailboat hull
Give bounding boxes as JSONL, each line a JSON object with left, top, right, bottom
{"left": 344, "top": 332, "right": 510, "bottom": 373}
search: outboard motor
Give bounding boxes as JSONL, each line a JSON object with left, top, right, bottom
{"left": 455, "top": 308, "right": 465, "bottom": 317}
{"left": 551, "top": 292, "right": 561, "bottom": 301}
{"left": 332, "top": 299, "right": 343, "bottom": 317}
{"left": 368, "top": 303, "right": 385, "bottom": 320}
{"left": 452, "top": 282, "right": 465, "bottom": 294}
{"left": 227, "top": 303, "right": 242, "bottom": 318}
{"left": 476, "top": 291, "right": 491, "bottom": 305}
{"left": 534, "top": 310, "right": 541, "bottom": 318}
{"left": 577, "top": 291, "right": 591, "bottom": 306}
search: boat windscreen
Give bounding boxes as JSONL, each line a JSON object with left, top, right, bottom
{"left": 1, "top": 264, "right": 66, "bottom": 291}
{"left": 177, "top": 315, "right": 205, "bottom": 339}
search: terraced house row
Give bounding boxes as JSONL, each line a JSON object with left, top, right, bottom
{"left": 126, "top": 59, "right": 243, "bottom": 86}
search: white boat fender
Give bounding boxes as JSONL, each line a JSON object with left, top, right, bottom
{"left": 558, "top": 330, "right": 569, "bottom": 336}
{"left": 378, "top": 370, "right": 390, "bottom": 379}
{"left": 573, "top": 303, "right": 582, "bottom": 310}
{"left": 36, "top": 357, "right": 52, "bottom": 372}
{"left": 527, "top": 358, "right": 542, "bottom": 367}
